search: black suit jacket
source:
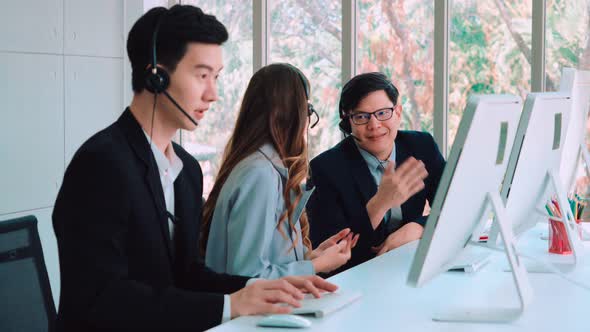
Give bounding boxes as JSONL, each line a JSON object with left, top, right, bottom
{"left": 307, "top": 131, "right": 445, "bottom": 273}
{"left": 52, "top": 109, "right": 249, "bottom": 331}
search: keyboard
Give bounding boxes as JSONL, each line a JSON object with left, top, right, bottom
{"left": 291, "top": 290, "right": 362, "bottom": 318}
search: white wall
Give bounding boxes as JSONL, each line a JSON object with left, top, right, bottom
{"left": 0, "top": 0, "right": 146, "bottom": 307}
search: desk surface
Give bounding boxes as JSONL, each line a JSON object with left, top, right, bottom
{"left": 209, "top": 224, "right": 590, "bottom": 332}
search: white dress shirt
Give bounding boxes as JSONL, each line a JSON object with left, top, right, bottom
{"left": 143, "top": 132, "right": 235, "bottom": 323}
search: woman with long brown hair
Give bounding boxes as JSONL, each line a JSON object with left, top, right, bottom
{"left": 202, "top": 63, "right": 358, "bottom": 278}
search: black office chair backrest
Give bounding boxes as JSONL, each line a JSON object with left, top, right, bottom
{"left": 0, "top": 215, "right": 56, "bottom": 332}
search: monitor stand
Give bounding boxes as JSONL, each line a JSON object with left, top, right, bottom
{"left": 497, "top": 170, "right": 586, "bottom": 273}
{"left": 433, "top": 192, "right": 533, "bottom": 323}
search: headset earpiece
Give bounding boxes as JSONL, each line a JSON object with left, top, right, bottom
{"left": 144, "top": 66, "right": 170, "bottom": 94}
{"left": 144, "top": 10, "right": 170, "bottom": 94}
{"left": 338, "top": 97, "right": 352, "bottom": 134}
{"left": 143, "top": 9, "right": 198, "bottom": 127}
{"left": 294, "top": 67, "right": 313, "bottom": 113}
{"left": 339, "top": 118, "right": 351, "bottom": 134}
{"left": 288, "top": 64, "right": 320, "bottom": 128}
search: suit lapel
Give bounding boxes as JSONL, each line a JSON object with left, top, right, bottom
{"left": 394, "top": 135, "right": 410, "bottom": 170}
{"left": 292, "top": 185, "right": 315, "bottom": 260}
{"left": 172, "top": 168, "right": 193, "bottom": 266}
{"left": 395, "top": 135, "right": 412, "bottom": 220}
{"left": 145, "top": 167, "right": 173, "bottom": 261}
{"left": 118, "top": 108, "right": 173, "bottom": 260}
{"left": 342, "top": 137, "right": 378, "bottom": 204}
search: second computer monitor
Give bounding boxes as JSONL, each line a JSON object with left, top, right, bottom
{"left": 558, "top": 67, "right": 590, "bottom": 191}
{"left": 408, "top": 94, "right": 523, "bottom": 287}
{"left": 495, "top": 92, "right": 572, "bottom": 240}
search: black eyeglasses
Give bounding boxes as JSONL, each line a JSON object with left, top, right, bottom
{"left": 308, "top": 103, "right": 320, "bottom": 129}
{"left": 348, "top": 106, "right": 395, "bottom": 125}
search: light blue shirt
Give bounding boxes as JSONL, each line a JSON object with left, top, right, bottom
{"left": 205, "top": 143, "right": 315, "bottom": 279}
{"left": 354, "top": 141, "right": 403, "bottom": 232}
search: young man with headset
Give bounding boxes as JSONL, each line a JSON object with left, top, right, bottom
{"left": 52, "top": 5, "right": 336, "bottom": 331}
{"left": 307, "top": 72, "right": 445, "bottom": 273}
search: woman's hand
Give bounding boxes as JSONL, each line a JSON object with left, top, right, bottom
{"left": 311, "top": 232, "right": 359, "bottom": 273}
{"left": 309, "top": 228, "right": 356, "bottom": 259}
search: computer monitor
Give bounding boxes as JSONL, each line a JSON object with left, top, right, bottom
{"left": 487, "top": 92, "right": 583, "bottom": 268}
{"left": 408, "top": 94, "right": 531, "bottom": 323}
{"left": 0, "top": 215, "right": 56, "bottom": 331}
{"left": 558, "top": 68, "right": 590, "bottom": 193}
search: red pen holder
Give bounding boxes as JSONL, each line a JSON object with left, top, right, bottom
{"left": 548, "top": 218, "right": 572, "bottom": 255}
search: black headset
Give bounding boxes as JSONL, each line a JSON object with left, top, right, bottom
{"left": 338, "top": 110, "right": 353, "bottom": 135}
{"left": 144, "top": 10, "right": 198, "bottom": 127}
{"left": 338, "top": 75, "right": 357, "bottom": 135}
{"left": 285, "top": 63, "right": 319, "bottom": 129}
{"left": 298, "top": 74, "right": 315, "bottom": 119}
{"left": 145, "top": 12, "right": 170, "bottom": 94}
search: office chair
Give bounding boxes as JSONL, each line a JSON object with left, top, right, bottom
{"left": 0, "top": 215, "right": 56, "bottom": 332}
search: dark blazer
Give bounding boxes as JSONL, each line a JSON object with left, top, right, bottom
{"left": 307, "top": 131, "right": 445, "bottom": 273}
{"left": 52, "top": 109, "right": 249, "bottom": 332}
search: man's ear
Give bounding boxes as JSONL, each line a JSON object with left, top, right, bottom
{"left": 395, "top": 105, "right": 403, "bottom": 118}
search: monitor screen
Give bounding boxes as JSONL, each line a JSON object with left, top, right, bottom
{"left": 497, "top": 92, "right": 571, "bottom": 239}
{"left": 558, "top": 68, "right": 590, "bottom": 191}
{"left": 408, "top": 94, "right": 522, "bottom": 288}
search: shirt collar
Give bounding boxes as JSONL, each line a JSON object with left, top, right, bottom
{"left": 354, "top": 140, "right": 396, "bottom": 171}
{"left": 258, "top": 142, "right": 288, "bottom": 179}
{"left": 142, "top": 130, "right": 184, "bottom": 182}
{"left": 258, "top": 142, "right": 315, "bottom": 197}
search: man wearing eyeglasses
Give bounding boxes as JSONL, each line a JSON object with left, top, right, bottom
{"left": 306, "top": 72, "right": 445, "bottom": 273}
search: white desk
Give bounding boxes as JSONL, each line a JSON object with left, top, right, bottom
{"left": 209, "top": 224, "right": 590, "bottom": 332}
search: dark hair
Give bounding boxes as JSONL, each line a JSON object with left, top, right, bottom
{"left": 339, "top": 72, "right": 400, "bottom": 118}
{"left": 201, "top": 63, "right": 313, "bottom": 256}
{"left": 126, "top": 4, "right": 228, "bottom": 93}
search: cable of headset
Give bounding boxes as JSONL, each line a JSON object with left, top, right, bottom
{"left": 144, "top": 9, "right": 191, "bottom": 227}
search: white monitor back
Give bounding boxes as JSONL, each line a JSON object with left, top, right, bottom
{"left": 558, "top": 68, "right": 590, "bottom": 191}
{"left": 500, "top": 92, "right": 572, "bottom": 238}
{"left": 408, "top": 94, "right": 522, "bottom": 288}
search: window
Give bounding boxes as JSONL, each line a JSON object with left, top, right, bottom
{"left": 449, "top": 0, "right": 532, "bottom": 148}
{"left": 269, "top": 0, "right": 343, "bottom": 158}
{"left": 179, "top": 1, "right": 253, "bottom": 197}
{"left": 173, "top": 0, "right": 589, "bottom": 200}
{"left": 546, "top": 0, "right": 590, "bottom": 89}
{"left": 358, "top": 0, "right": 435, "bottom": 134}
{"left": 546, "top": 0, "right": 590, "bottom": 196}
